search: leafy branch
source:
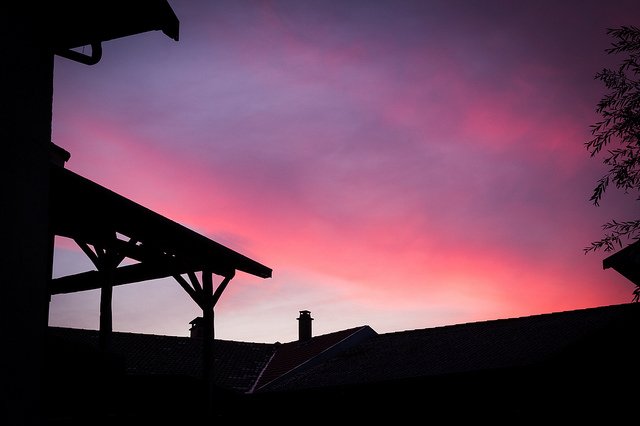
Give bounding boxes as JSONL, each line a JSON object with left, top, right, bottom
{"left": 584, "top": 26, "right": 640, "bottom": 257}
{"left": 583, "top": 219, "right": 640, "bottom": 253}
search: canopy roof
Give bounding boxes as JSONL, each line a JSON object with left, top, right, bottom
{"left": 50, "top": 165, "right": 271, "bottom": 295}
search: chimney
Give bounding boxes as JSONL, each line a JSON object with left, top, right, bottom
{"left": 189, "top": 317, "right": 204, "bottom": 339}
{"left": 297, "top": 310, "right": 313, "bottom": 341}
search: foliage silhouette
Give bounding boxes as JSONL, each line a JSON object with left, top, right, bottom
{"left": 584, "top": 26, "right": 640, "bottom": 255}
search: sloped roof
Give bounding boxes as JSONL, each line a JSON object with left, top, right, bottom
{"left": 49, "top": 165, "right": 272, "bottom": 296}
{"left": 48, "top": 327, "right": 276, "bottom": 393}
{"left": 252, "top": 326, "right": 377, "bottom": 391}
{"left": 260, "top": 302, "right": 640, "bottom": 392}
{"left": 47, "top": 302, "right": 640, "bottom": 396}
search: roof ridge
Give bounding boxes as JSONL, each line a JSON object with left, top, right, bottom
{"left": 378, "top": 302, "right": 639, "bottom": 336}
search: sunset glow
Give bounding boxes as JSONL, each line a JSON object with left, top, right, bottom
{"left": 49, "top": 0, "right": 639, "bottom": 343}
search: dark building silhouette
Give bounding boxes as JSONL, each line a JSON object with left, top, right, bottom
{"left": 46, "top": 302, "right": 640, "bottom": 424}
{"left": 0, "top": 2, "right": 262, "bottom": 424}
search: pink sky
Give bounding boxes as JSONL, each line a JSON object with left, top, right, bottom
{"left": 48, "top": 0, "right": 639, "bottom": 343}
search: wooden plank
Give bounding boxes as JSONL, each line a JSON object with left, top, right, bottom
{"left": 50, "top": 260, "right": 195, "bottom": 294}
{"left": 173, "top": 273, "right": 202, "bottom": 308}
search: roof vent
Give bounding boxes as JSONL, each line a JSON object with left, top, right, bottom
{"left": 297, "top": 310, "right": 313, "bottom": 341}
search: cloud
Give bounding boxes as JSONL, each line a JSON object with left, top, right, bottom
{"left": 49, "top": 0, "right": 639, "bottom": 341}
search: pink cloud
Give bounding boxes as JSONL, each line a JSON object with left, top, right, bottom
{"left": 49, "top": 0, "right": 640, "bottom": 342}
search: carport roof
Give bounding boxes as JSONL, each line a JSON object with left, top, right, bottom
{"left": 50, "top": 164, "right": 271, "bottom": 295}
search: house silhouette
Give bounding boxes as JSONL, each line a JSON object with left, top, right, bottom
{"left": 44, "top": 140, "right": 640, "bottom": 424}
{"left": 46, "top": 302, "right": 640, "bottom": 424}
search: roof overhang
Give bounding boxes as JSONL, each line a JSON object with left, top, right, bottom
{"left": 42, "top": 0, "right": 179, "bottom": 65}
{"left": 603, "top": 239, "right": 640, "bottom": 286}
{"left": 47, "top": 0, "right": 179, "bottom": 50}
{"left": 50, "top": 165, "right": 272, "bottom": 295}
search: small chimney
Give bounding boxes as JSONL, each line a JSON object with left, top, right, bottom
{"left": 189, "top": 317, "right": 204, "bottom": 339}
{"left": 297, "top": 310, "right": 313, "bottom": 341}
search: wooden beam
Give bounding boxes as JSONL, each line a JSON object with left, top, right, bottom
{"left": 50, "top": 260, "right": 186, "bottom": 294}
{"left": 74, "top": 240, "right": 100, "bottom": 268}
{"left": 172, "top": 273, "right": 202, "bottom": 308}
{"left": 187, "top": 270, "right": 202, "bottom": 292}
{"left": 211, "top": 271, "right": 235, "bottom": 308}
{"left": 51, "top": 166, "right": 272, "bottom": 279}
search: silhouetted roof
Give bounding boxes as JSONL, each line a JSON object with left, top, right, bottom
{"left": 48, "top": 327, "right": 275, "bottom": 393}
{"left": 49, "top": 165, "right": 272, "bottom": 295}
{"left": 253, "top": 326, "right": 377, "bottom": 391}
{"left": 47, "top": 302, "right": 640, "bottom": 396}
{"left": 45, "top": 0, "right": 179, "bottom": 50}
{"left": 260, "top": 302, "right": 640, "bottom": 392}
{"left": 603, "top": 239, "right": 640, "bottom": 286}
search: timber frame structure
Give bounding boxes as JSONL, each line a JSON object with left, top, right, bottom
{"left": 48, "top": 144, "right": 272, "bottom": 415}
{"left": 49, "top": 148, "right": 272, "bottom": 340}
{"left": 46, "top": 0, "right": 272, "bottom": 347}
{"left": 45, "top": 0, "right": 273, "bottom": 353}
{"left": 42, "top": 1, "right": 272, "bottom": 418}
{"left": 2, "top": 1, "right": 273, "bottom": 423}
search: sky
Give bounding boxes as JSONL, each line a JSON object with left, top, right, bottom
{"left": 48, "top": 0, "right": 640, "bottom": 343}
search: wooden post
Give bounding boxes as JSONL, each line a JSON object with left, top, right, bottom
{"left": 98, "top": 267, "right": 113, "bottom": 354}
{"left": 74, "top": 242, "right": 117, "bottom": 354}
{"left": 173, "top": 268, "right": 236, "bottom": 419}
{"left": 201, "top": 269, "right": 215, "bottom": 418}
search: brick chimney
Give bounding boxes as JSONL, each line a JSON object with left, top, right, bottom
{"left": 297, "top": 310, "right": 313, "bottom": 341}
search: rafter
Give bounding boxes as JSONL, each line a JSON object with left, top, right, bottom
{"left": 173, "top": 273, "right": 203, "bottom": 308}
{"left": 50, "top": 165, "right": 272, "bottom": 281}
